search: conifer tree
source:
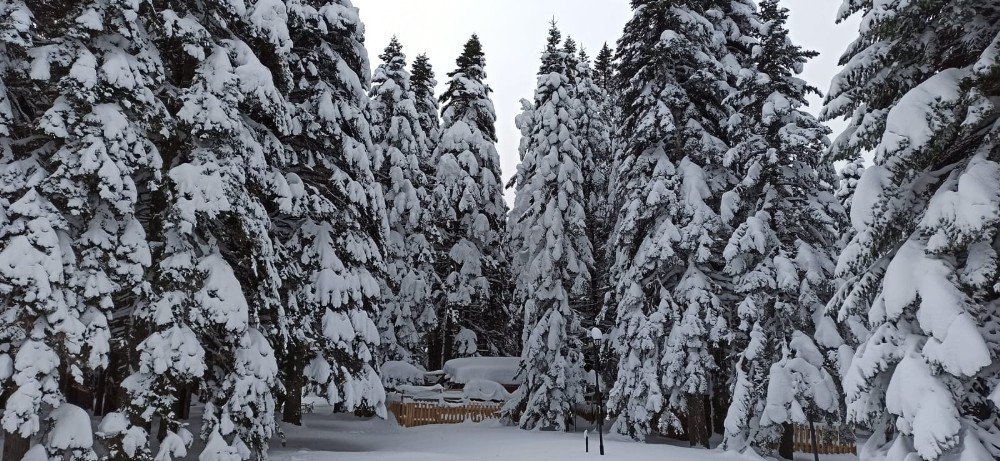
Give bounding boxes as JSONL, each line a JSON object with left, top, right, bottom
{"left": 719, "top": 1, "right": 845, "bottom": 455}
{"left": 574, "top": 49, "right": 614, "bottom": 329}
{"left": 823, "top": 1, "right": 1000, "bottom": 459}
{"left": 592, "top": 43, "right": 620, "bottom": 149}
{"left": 274, "top": 0, "right": 387, "bottom": 427}
{"left": 593, "top": 43, "right": 615, "bottom": 95}
{"left": 505, "top": 24, "right": 592, "bottom": 431}
{"left": 430, "top": 35, "right": 511, "bottom": 365}
{"left": 115, "top": 2, "right": 294, "bottom": 458}
{"left": 0, "top": 2, "right": 166, "bottom": 460}
{"left": 0, "top": 5, "right": 65, "bottom": 461}
{"left": 370, "top": 37, "right": 436, "bottom": 366}
{"left": 410, "top": 53, "right": 441, "bottom": 159}
{"left": 606, "top": 0, "right": 755, "bottom": 446}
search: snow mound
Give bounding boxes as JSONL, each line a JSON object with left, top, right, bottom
{"left": 462, "top": 379, "right": 510, "bottom": 402}
{"left": 47, "top": 404, "right": 94, "bottom": 450}
{"left": 443, "top": 357, "right": 522, "bottom": 385}
{"left": 381, "top": 361, "right": 427, "bottom": 390}
{"left": 397, "top": 384, "right": 446, "bottom": 401}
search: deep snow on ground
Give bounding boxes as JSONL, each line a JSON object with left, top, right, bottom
{"left": 269, "top": 406, "right": 859, "bottom": 461}
{"left": 0, "top": 401, "right": 858, "bottom": 461}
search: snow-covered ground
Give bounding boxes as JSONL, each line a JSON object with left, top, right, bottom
{"left": 0, "top": 401, "right": 858, "bottom": 461}
{"left": 269, "top": 405, "right": 859, "bottom": 461}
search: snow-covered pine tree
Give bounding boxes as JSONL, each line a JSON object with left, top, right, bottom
{"left": 0, "top": 2, "right": 168, "bottom": 460}
{"left": 561, "top": 37, "right": 580, "bottom": 84}
{"left": 116, "top": 2, "right": 293, "bottom": 458}
{"left": 370, "top": 37, "right": 436, "bottom": 366}
{"left": 606, "top": 0, "right": 755, "bottom": 446}
{"left": 430, "top": 35, "right": 511, "bottom": 363}
{"left": 408, "top": 53, "right": 443, "bottom": 370}
{"left": 0, "top": 5, "right": 67, "bottom": 461}
{"left": 591, "top": 43, "right": 620, "bottom": 150}
{"left": 0, "top": 188, "right": 88, "bottom": 461}
{"left": 504, "top": 24, "right": 592, "bottom": 431}
{"left": 574, "top": 48, "right": 614, "bottom": 330}
{"left": 830, "top": 157, "right": 869, "bottom": 350}
{"left": 410, "top": 53, "right": 441, "bottom": 163}
{"left": 822, "top": 1, "right": 1000, "bottom": 459}
{"left": 719, "top": 1, "right": 845, "bottom": 456}
{"left": 275, "top": 0, "right": 387, "bottom": 426}
{"left": 593, "top": 43, "right": 614, "bottom": 93}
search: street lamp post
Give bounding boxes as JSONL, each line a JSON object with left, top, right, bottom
{"left": 591, "top": 327, "right": 605, "bottom": 456}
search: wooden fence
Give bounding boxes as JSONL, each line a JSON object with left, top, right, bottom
{"left": 388, "top": 401, "right": 503, "bottom": 428}
{"left": 791, "top": 424, "right": 857, "bottom": 455}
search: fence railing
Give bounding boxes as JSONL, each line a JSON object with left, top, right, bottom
{"left": 388, "top": 401, "right": 502, "bottom": 428}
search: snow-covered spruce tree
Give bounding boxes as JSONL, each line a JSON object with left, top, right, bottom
{"left": 504, "top": 24, "right": 592, "bottom": 431}
{"left": 0, "top": 2, "right": 168, "bottom": 460}
{"left": 719, "top": 1, "right": 845, "bottom": 456}
{"left": 822, "top": 1, "right": 1000, "bottom": 459}
{"left": 116, "top": 2, "right": 294, "bottom": 459}
{"left": 0, "top": 5, "right": 72, "bottom": 461}
{"left": 606, "top": 0, "right": 756, "bottom": 446}
{"left": 430, "top": 35, "right": 511, "bottom": 363}
{"left": 370, "top": 37, "right": 436, "bottom": 366}
{"left": 410, "top": 53, "right": 441, "bottom": 163}
{"left": 274, "top": 0, "right": 387, "bottom": 426}
{"left": 593, "top": 43, "right": 615, "bottom": 95}
{"left": 592, "top": 43, "right": 621, "bottom": 155}
{"left": 574, "top": 49, "right": 614, "bottom": 329}
{"left": 829, "top": 157, "right": 869, "bottom": 349}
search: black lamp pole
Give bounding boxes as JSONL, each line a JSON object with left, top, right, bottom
{"left": 591, "top": 328, "right": 605, "bottom": 456}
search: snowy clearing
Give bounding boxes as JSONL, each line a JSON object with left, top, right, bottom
{"left": 268, "top": 407, "right": 858, "bottom": 461}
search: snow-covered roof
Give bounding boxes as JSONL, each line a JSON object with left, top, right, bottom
{"left": 442, "top": 357, "right": 522, "bottom": 385}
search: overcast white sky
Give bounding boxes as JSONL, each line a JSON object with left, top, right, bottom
{"left": 354, "top": 0, "right": 861, "bottom": 202}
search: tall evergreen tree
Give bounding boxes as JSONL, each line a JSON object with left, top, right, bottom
{"left": 369, "top": 37, "right": 436, "bottom": 366}
{"left": 0, "top": 2, "right": 165, "bottom": 460}
{"left": 274, "top": 0, "right": 387, "bottom": 427}
{"left": 410, "top": 53, "right": 441, "bottom": 159}
{"left": 719, "top": 1, "right": 845, "bottom": 456}
{"left": 605, "top": 0, "right": 755, "bottom": 446}
{"left": 593, "top": 43, "right": 615, "bottom": 94}
{"left": 118, "top": 1, "right": 293, "bottom": 457}
{"left": 504, "top": 24, "right": 592, "bottom": 431}
{"left": 430, "top": 35, "right": 511, "bottom": 366}
{"left": 574, "top": 49, "right": 615, "bottom": 330}
{"left": 823, "top": 1, "right": 1000, "bottom": 459}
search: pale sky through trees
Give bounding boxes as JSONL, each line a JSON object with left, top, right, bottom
{"left": 354, "top": 0, "right": 862, "bottom": 202}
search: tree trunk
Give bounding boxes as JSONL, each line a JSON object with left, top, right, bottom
{"left": 686, "top": 393, "right": 710, "bottom": 448}
{"left": 429, "top": 312, "right": 455, "bottom": 370}
{"left": 177, "top": 384, "right": 192, "bottom": 420}
{"left": 157, "top": 415, "right": 169, "bottom": 441}
{"left": 778, "top": 422, "right": 795, "bottom": 460}
{"left": 711, "top": 383, "right": 730, "bottom": 435}
{"left": 283, "top": 369, "right": 303, "bottom": 425}
{"left": 427, "top": 323, "right": 444, "bottom": 371}
{"left": 93, "top": 369, "right": 108, "bottom": 416}
{"left": 2, "top": 430, "right": 30, "bottom": 461}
